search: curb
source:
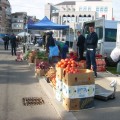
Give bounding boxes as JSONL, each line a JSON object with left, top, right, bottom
{"left": 39, "top": 77, "right": 77, "bottom": 120}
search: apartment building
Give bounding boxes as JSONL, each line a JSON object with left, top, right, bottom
{"left": 11, "top": 12, "right": 27, "bottom": 35}
{"left": 0, "top": 0, "right": 11, "bottom": 35}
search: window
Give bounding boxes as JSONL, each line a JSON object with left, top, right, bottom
{"left": 14, "top": 16, "right": 18, "bottom": 18}
{"left": 96, "top": 27, "right": 103, "bottom": 40}
{"left": 71, "top": 15, "right": 75, "bottom": 22}
{"left": 79, "top": 7, "right": 82, "bottom": 11}
{"left": 96, "top": 7, "right": 99, "bottom": 12}
{"left": 88, "top": 7, "right": 91, "bottom": 11}
{"left": 104, "top": 7, "right": 108, "bottom": 12}
{"left": 88, "top": 14, "right": 91, "bottom": 17}
{"left": 52, "top": 10, "right": 55, "bottom": 13}
{"left": 83, "top": 6, "right": 87, "bottom": 11}
{"left": 79, "top": 17, "right": 82, "bottom": 22}
{"left": 100, "top": 7, "right": 103, "bottom": 12}
{"left": 105, "top": 29, "right": 117, "bottom": 42}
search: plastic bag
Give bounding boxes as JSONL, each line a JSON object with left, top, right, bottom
{"left": 110, "top": 47, "right": 120, "bottom": 62}
{"left": 49, "top": 46, "right": 59, "bottom": 57}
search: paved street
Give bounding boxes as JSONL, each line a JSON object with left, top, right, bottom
{"left": 0, "top": 45, "right": 60, "bottom": 120}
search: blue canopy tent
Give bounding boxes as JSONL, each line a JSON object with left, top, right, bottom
{"left": 25, "top": 16, "right": 69, "bottom": 30}
{"left": 25, "top": 16, "right": 70, "bottom": 47}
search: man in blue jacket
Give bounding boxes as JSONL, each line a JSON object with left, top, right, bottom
{"left": 86, "top": 25, "right": 98, "bottom": 77}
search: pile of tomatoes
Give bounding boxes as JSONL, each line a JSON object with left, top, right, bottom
{"left": 56, "top": 59, "right": 80, "bottom": 74}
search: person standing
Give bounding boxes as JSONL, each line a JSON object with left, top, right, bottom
{"left": 42, "top": 33, "right": 46, "bottom": 49}
{"left": 46, "top": 32, "right": 55, "bottom": 52}
{"left": 77, "top": 31, "right": 85, "bottom": 61}
{"left": 86, "top": 25, "right": 98, "bottom": 77}
{"left": 3, "top": 34, "right": 10, "bottom": 50}
{"left": 10, "top": 34, "right": 17, "bottom": 56}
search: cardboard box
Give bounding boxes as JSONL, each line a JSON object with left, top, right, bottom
{"left": 63, "top": 96, "right": 94, "bottom": 111}
{"left": 63, "top": 69, "right": 94, "bottom": 86}
{"left": 56, "top": 67, "right": 64, "bottom": 80}
{"left": 62, "top": 83, "right": 95, "bottom": 99}
{"left": 97, "top": 66, "right": 106, "bottom": 72}
{"left": 28, "top": 56, "right": 34, "bottom": 63}
{"left": 56, "top": 89, "right": 63, "bottom": 102}
{"left": 77, "top": 60, "right": 86, "bottom": 69}
{"left": 56, "top": 77, "right": 63, "bottom": 90}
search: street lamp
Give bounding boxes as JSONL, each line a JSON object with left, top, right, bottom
{"left": 23, "top": 16, "right": 27, "bottom": 53}
{"left": 24, "top": 16, "right": 27, "bottom": 43}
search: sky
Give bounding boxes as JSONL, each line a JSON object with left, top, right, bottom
{"left": 9, "top": 0, "right": 120, "bottom": 20}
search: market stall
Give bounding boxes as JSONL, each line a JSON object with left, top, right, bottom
{"left": 24, "top": 16, "right": 107, "bottom": 111}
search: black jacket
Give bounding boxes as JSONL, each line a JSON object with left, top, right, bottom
{"left": 46, "top": 35, "right": 55, "bottom": 47}
{"left": 86, "top": 32, "right": 98, "bottom": 49}
{"left": 77, "top": 35, "right": 85, "bottom": 49}
{"left": 10, "top": 35, "right": 17, "bottom": 47}
{"left": 3, "top": 35, "right": 9, "bottom": 43}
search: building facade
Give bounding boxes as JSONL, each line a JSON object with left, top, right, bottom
{"left": 76, "top": 0, "right": 113, "bottom": 20}
{"left": 11, "top": 12, "right": 27, "bottom": 35}
{"left": 45, "top": 0, "right": 113, "bottom": 28}
{"left": 0, "top": 0, "right": 11, "bottom": 35}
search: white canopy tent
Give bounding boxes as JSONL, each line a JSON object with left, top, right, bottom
{"left": 17, "top": 32, "right": 30, "bottom": 37}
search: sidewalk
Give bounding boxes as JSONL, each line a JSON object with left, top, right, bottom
{"left": 0, "top": 46, "right": 60, "bottom": 120}
{"left": 30, "top": 65, "right": 120, "bottom": 120}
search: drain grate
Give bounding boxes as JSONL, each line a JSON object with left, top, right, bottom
{"left": 22, "top": 97, "right": 44, "bottom": 106}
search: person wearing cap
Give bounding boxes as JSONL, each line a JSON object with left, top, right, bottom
{"left": 86, "top": 25, "right": 98, "bottom": 77}
{"left": 3, "top": 34, "right": 10, "bottom": 50}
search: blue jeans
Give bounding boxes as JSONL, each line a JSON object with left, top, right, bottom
{"left": 86, "top": 49, "right": 97, "bottom": 75}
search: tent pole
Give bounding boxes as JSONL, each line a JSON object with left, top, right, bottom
{"left": 69, "top": 28, "right": 70, "bottom": 48}
{"left": 61, "top": 30, "right": 62, "bottom": 41}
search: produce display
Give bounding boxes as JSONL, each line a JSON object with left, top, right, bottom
{"left": 36, "top": 51, "right": 48, "bottom": 61}
{"left": 56, "top": 58, "right": 80, "bottom": 69}
{"left": 36, "top": 61, "right": 50, "bottom": 69}
{"left": 24, "top": 50, "right": 31, "bottom": 60}
{"left": 45, "top": 67, "right": 56, "bottom": 88}
{"left": 64, "top": 67, "right": 80, "bottom": 74}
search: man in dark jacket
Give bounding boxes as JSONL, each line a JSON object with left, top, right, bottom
{"left": 86, "top": 25, "right": 98, "bottom": 77}
{"left": 10, "top": 34, "right": 17, "bottom": 56}
{"left": 3, "top": 34, "right": 10, "bottom": 50}
{"left": 46, "top": 32, "right": 55, "bottom": 52}
{"left": 77, "top": 31, "right": 85, "bottom": 61}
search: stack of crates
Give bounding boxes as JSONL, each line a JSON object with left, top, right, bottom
{"left": 96, "top": 58, "right": 106, "bottom": 72}
{"left": 56, "top": 66, "right": 95, "bottom": 111}
{"left": 62, "top": 69, "right": 95, "bottom": 111}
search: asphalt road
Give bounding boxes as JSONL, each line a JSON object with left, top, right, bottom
{"left": 0, "top": 45, "right": 60, "bottom": 120}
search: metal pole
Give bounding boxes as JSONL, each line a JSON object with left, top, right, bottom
{"left": 69, "top": 28, "right": 70, "bottom": 48}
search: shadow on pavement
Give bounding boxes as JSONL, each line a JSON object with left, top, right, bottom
{"left": 0, "top": 59, "right": 38, "bottom": 85}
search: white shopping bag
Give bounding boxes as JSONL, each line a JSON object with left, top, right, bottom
{"left": 110, "top": 47, "right": 120, "bottom": 62}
